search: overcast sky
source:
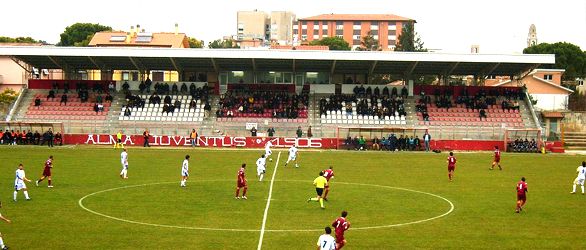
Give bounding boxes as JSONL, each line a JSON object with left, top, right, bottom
{"left": 3, "top": 0, "right": 585, "bottom": 53}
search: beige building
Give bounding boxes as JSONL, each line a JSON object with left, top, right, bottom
{"left": 237, "top": 10, "right": 270, "bottom": 42}
{"left": 0, "top": 43, "right": 64, "bottom": 91}
{"left": 270, "top": 11, "right": 296, "bottom": 45}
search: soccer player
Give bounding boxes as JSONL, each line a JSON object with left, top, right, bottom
{"left": 316, "top": 226, "right": 336, "bottom": 250}
{"left": 256, "top": 154, "right": 267, "bottom": 182}
{"left": 332, "top": 211, "right": 350, "bottom": 249}
{"left": 120, "top": 149, "right": 129, "bottom": 179}
{"left": 490, "top": 146, "right": 502, "bottom": 170}
{"left": 113, "top": 130, "right": 124, "bottom": 149}
{"left": 308, "top": 171, "right": 327, "bottom": 209}
{"left": 285, "top": 145, "right": 299, "bottom": 168}
{"left": 36, "top": 155, "right": 54, "bottom": 187}
{"left": 0, "top": 201, "right": 11, "bottom": 250}
{"left": 322, "top": 166, "right": 335, "bottom": 201}
{"left": 515, "top": 177, "right": 528, "bottom": 213}
{"left": 14, "top": 164, "right": 32, "bottom": 201}
{"left": 447, "top": 152, "right": 456, "bottom": 181}
{"left": 180, "top": 155, "right": 190, "bottom": 187}
{"left": 571, "top": 161, "right": 586, "bottom": 194}
{"left": 264, "top": 140, "right": 273, "bottom": 162}
{"left": 235, "top": 163, "right": 248, "bottom": 199}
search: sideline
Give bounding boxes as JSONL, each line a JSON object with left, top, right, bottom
{"left": 257, "top": 152, "right": 281, "bottom": 250}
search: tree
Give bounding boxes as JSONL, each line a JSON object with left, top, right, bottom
{"left": 355, "top": 31, "right": 380, "bottom": 51}
{"left": 188, "top": 37, "right": 203, "bottom": 48}
{"left": 523, "top": 42, "right": 586, "bottom": 81}
{"left": 309, "top": 37, "right": 351, "bottom": 51}
{"left": 58, "top": 23, "right": 112, "bottom": 47}
{"left": 0, "top": 36, "right": 47, "bottom": 44}
{"left": 208, "top": 39, "right": 239, "bottom": 49}
{"left": 395, "top": 22, "right": 427, "bottom": 52}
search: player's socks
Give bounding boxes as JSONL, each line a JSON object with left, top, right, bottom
{"left": 13, "top": 191, "right": 17, "bottom": 201}
{"left": 0, "top": 237, "right": 4, "bottom": 248}
{"left": 573, "top": 184, "right": 577, "bottom": 193}
{"left": 582, "top": 185, "right": 584, "bottom": 194}
{"left": 235, "top": 189, "right": 240, "bottom": 197}
{"left": 24, "top": 191, "right": 30, "bottom": 200}
{"left": 319, "top": 198, "right": 324, "bottom": 208}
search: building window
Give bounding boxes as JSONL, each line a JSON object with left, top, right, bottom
{"left": 388, "top": 22, "right": 397, "bottom": 30}
{"left": 353, "top": 35, "right": 361, "bottom": 40}
{"left": 314, "top": 29, "right": 319, "bottom": 35}
{"left": 336, "top": 21, "right": 343, "bottom": 25}
{"left": 353, "top": 21, "right": 361, "bottom": 25}
{"left": 302, "top": 29, "right": 307, "bottom": 35}
{"left": 323, "top": 28, "right": 328, "bottom": 35}
{"left": 314, "top": 21, "right": 319, "bottom": 26}
{"left": 353, "top": 30, "right": 361, "bottom": 35}
{"left": 336, "top": 35, "right": 343, "bottom": 38}
{"left": 371, "top": 30, "right": 378, "bottom": 35}
{"left": 388, "top": 40, "right": 396, "bottom": 45}
{"left": 293, "top": 29, "right": 298, "bottom": 35}
{"left": 353, "top": 40, "right": 361, "bottom": 45}
{"left": 544, "top": 74, "right": 553, "bottom": 81}
{"left": 301, "top": 21, "right": 307, "bottom": 25}
{"left": 388, "top": 30, "right": 396, "bottom": 36}
{"left": 336, "top": 29, "right": 343, "bottom": 36}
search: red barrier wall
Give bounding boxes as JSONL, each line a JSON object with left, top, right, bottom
{"left": 63, "top": 134, "right": 511, "bottom": 151}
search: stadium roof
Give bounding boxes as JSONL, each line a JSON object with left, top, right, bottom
{"left": 0, "top": 46, "right": 555, "bottom": 76}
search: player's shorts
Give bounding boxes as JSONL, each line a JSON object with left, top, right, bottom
{"left": 237, "top": 181, "right": 247, "bottom": 188}
{"left": 335, "top": 233, "right": 345, "bottom": 243}
{"left": 494, "top": 157, "right": 501, "bottom": 163}
{"left": 117, "top": 139, "right": 122, "bottom": 143}
{"left": 316, "top": 188, "right": 324, "bottom": 196}
{"left": 257, "top": 167, "right": 266, "bottom": 175}
{"left": 15, "top": 182, "right": 26, "bottom": 191}
{"left": 182, "top": 171, "right": 189, "bottom": 177}
{"left": 448, "top": 165, "right": 455, "bottom": 171}
{"left": 43, "top": 167, "right": 52, "bottom": 176}
{"left": 517, "top": 193, "right": 526, "bottom": 202}
{"left": 574, "top": 177, "right": 585, "bottom": 185}
{"left": 265, "top": 149, "right": 272, "bottom": 156}
{"left": 121, "top": 163, "right": 128, "bottom": 170}
{"left": 288, "top": 155, "right": 296, "bottom": 161}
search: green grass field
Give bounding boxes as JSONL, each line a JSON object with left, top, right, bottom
{"left": 0, "top": 146, "right": 584, "bottom": 249}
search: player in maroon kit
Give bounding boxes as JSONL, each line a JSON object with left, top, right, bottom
{"left": 447, "top": 152, "right": 456, "bottom": 181}
{"left": 490, "top": 146, "right": 502, "bottom": 170}
{"left": 36, "top": 155, "right": 54, "bottom": 188}
{"left": 235, "top": 163, "right": 248, "bottom": 200}
{"left": 322, "top": 166, "right": 335, "bottom": 201}
{"left": 332, "top": 210, "right": 350, "bottom": 249}
{"left": 516, "top": 177, "right": 528, "bottom": 213}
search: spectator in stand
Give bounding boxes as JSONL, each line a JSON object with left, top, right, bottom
{"left": 180, "top": 83, "right": 188, "bottom": 93}
{"left": 34, "top": 98, "right": 41, "bottom": 107}
{"left": 124, "top": 106, "right": 131, "bottom": 117}
{"left": 60, "top": 94, "right": 68, "bottom": 106}
{"left": 105, "top": 92, "right": 113, "bottom": 102}
{"left": 372, "top": 137, "right": 380, "bottom": 150}
{"left": 164, "top": 95, "right": 172, "bottom": 105}
{"left": 97, "top": 103, "right": 104, "bottom": 113}
{"left": 189, "top": 99, "right": 197, "bottom": 110}
{"left": 307, "top": 126, "right": 313, "bottom": 138}
{"left": 47, "top": 89, "right": 56, "bottom": 101}
{"left": 296, "top": 126, "right": 303, "bottom": 138}
{"left": 174, "top": 99, "right": 181, "bottom": 111}
{"left": 26, "top": 130, "right": 33, "bottom": 144}
{"left": 54, "top": 132, "right": 62, "bottom": 146}
{"left": 408, "top": 136, "right": 416, "bottom": 151}
{"left": 139, "top": 81, "right": 146, "bottom": 93}
{"left": 93, "top": 103, "right": 99, "bottom": 113}
{"left": 267, "top": 127, "right": 275, "bottom": 137}
{"left": 172, "top": 84, "right": 179, "bottom": 95}
{"left": 122, "top": 81, "right": 130, "bottom": 91}
{"left": 46, "top": 128, "right": 54, "bottom": 147}
{"left": 250, "top": 127, "right": 258, "bottom": 137}
{"left": 479, "top": 109, "right": 487, "bottom": 120}
{"left": 344, "top": 136, "right": 353, "bottom": 150}
{"left": 512, "top": 100, "right": 520, "bottom": 111}
{"left": 204, "top": 102, "right": 211, "bottom": 117}
{"left": 168, "top": 104, "right": 175, "bottom": 114}
{"left": 108, "top": 82, "right": 115, "bottom": 93}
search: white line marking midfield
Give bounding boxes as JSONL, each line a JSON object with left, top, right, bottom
{"left": 257, "top": 151, "right": 281, "bottom": 250}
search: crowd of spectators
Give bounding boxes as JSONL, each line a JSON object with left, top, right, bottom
{"left": 319, "top": 85, "right": 408, "bottom": 119}
{"left": 416, "top": 86, "right": 525, "bottom": 122}
{"left": 43, "top": 81, "right": 112, "bottom": 110}
{"left": 0, "top": 129, "right": 61, "bottom": 146}
{"left": 122, "top": 83, "right": 212, "bottom": 117}
{"left": 344, "top": 134, "right": 422, "bottom": 151}
{"left": 507, "top": 138, "right": 539, "bottom": 153}
{"left": 216, "top": 90, "right": 308, "bottom": 119}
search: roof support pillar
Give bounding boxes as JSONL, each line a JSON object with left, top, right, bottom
{"left": 405, "top": 61, "right": 418, "bottom": 76}
{"left": 210, "top": 58, "right": 219, "bottom": 73}
{"left": 330, "top": 60, "right": 337, "bottom": 75}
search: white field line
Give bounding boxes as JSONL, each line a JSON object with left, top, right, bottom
{"left": 257, "top": 151, "right": 281, "bottom": 250}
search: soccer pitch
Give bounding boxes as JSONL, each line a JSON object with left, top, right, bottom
{"left": 0, "top": 146, "right": 584, "bottom": 249}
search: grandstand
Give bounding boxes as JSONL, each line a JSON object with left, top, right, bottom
{"left": 0, "top": 46, "right": 557, "bottom": 149}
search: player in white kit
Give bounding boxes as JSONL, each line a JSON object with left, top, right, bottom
{"left": 264, "top": 140, "right": 273, "bottom": 162}
{"left": 571, "top": 161, "right": 586, "bottom": 194}
{"left": 14, "top": 164, "right": 32, "bottom": 201}
{"left": 120, "top": 149, "right": 129, "bottom": 179}
{"left": 256, "top": 154, "right": 267, "bottom": 181}
{"left": 285, "top": 145, "right": 299, "bottom": 168}
{"left": 316, "top": 226, "right": 336, "bottom": 250}
{"left": 180, "top": 155, "right": 190, "bottom": 187}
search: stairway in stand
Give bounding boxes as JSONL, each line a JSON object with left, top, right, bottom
{"left": 564, "top": 132, "right": 586, "bottom": 151}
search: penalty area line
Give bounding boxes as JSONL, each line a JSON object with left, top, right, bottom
{"left": 257, "top": 151, "right": 281, "bottom": 250}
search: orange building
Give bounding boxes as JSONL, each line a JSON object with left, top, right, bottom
{"left": 293, "top": 14, "right": 414, "bottom": 51}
